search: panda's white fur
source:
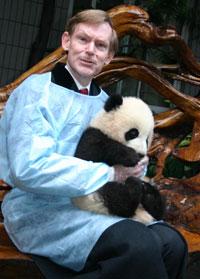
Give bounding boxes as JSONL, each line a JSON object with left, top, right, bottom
{"left": 90, "top": 97, "right": 154, "bottom": 156}
{"left": 72, "top": 96, "right": 163, "bottom": 225}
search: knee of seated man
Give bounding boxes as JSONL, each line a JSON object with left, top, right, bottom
{"left": 149, "top": 223, "right": 188, "bottom": 260}
{"left": 166, "top": 227, "right": 188, "bottom": 260}
{"left": 97, "top": 220, "right": 162, "bottom": 259}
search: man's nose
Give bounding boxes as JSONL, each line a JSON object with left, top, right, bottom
{"left": 86, "top": 42, "right": 95, "bottom": 54}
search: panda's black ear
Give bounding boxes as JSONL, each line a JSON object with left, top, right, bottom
{"left": 104, "top": 94, "right": 123, "bottom": 112}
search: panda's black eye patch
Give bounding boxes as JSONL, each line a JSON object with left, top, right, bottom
{"left": 125, "top": 128, "right": 139, "bottom": 141}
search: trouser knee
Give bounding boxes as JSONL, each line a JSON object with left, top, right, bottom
{"left": 85, "top": 220, "right": 169, "bottom": 279}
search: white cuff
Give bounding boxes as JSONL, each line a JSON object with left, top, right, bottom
{"left": 108, "top": 166, "right": 114, "bottom": 181}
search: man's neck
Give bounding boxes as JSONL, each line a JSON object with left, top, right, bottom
{"left": 65, "top": 65, "right": 91, "bottom": 91}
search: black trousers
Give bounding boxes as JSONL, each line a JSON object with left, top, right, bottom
{"left": 31, "top": 220, "right": 188, "bottom": 279}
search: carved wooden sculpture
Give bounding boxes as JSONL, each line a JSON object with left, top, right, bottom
{"left": 0, "top": 5, "right": 200, "bottom": 276}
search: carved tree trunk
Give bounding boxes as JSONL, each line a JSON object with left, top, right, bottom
{"left": 0, "top": 4, "right": 200, "bottom": 250}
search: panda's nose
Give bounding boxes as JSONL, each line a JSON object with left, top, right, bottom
{"left": 138, "top": 153, "right": 145, "bottom": 159}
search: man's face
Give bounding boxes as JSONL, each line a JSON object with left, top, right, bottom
{"left": 62, "top": 22, "right": 114, "bottom": 86}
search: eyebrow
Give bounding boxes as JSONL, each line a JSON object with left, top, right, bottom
{"left": 76, "top": 30, "right": 109, "bottom": 44}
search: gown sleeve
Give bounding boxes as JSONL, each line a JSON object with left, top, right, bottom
{"left": 2, "top": 74, "right": 110, "bottom": 197}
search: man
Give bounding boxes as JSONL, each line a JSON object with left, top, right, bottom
{"left": 0, "top": 9, "right": 187, "bottom": 279}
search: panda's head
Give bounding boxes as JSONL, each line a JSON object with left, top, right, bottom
{"left": 90, "top": 94, "right": 154, "bottom": 157}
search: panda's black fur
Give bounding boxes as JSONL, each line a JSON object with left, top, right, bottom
{"left": 72, "top": 94, "right": 165, "bottom": 224}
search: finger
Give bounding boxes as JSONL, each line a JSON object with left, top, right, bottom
{"left": 138, "top": 156, "right": 149, "bottom": 166}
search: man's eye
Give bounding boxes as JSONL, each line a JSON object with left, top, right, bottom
{"left": 79, "top": 37, "right": 87, "bottom": 42}
{"left": 97, "top": 43, "right": 106, "bottom": 49}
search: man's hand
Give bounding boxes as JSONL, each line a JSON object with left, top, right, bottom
{"left": 114, "top": 156, "right": 149, "bottom": 182}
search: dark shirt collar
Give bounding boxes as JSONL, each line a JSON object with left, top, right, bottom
{"left": 51, "top": 63, "right": 101, "bottom": 96}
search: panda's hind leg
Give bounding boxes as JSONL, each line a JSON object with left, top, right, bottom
{"left": 133, "top": 204, "right": 155, "bottom": 224}
{"left": 141, "top": 181, "right": 166, "bottom": 220}
{"left": 99, "top": 177, "right": 143, "bottom": 218}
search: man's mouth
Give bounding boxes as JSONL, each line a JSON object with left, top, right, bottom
{"left": 80, "top": 58, "right": 96, "bottom": 66}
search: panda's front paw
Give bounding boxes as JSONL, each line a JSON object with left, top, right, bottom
{"left": 120, "top": 148, "right": 140, "bottom": 167}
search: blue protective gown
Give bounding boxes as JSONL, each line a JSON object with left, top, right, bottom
{"left": 0, "top": 72, "right": 124, "bottom": 271}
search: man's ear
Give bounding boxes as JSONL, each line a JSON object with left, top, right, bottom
{"left": 62, "top": 31, "right": 70, "bottom": 51}
{"left": 104, "top": 51, "right": 115, "bottom": 65}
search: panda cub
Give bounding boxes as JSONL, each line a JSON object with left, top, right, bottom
{"left": 72, "top": 94, "right": 165, "bottom": 224}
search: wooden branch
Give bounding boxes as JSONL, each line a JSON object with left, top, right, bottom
{"left": 162, "top": 72, "right": 200, "bottom": 87}
{"left": 154, "top": 108, "right": 191, "bottom": 129}
{"left": 96, "top": 57, "right": 200, "bottom": 119}
{"left": 0, "top": 47, "right": 67, "bottom": 105}
{"left": 108, "top": 5, "right": 200, "bottom": 77}
{"left": 173, "top": 121, "right": 200, "bottom": 162}
{"left": 151, "top": 176, "right": 200, "bottom": 235}
{"left": 178, "top": 229, "right": 200, "bottom": 253}
{"left": 151, "top": 64, "right": 200, "bottom": 86}
{"left": 148, "top": 122, "right": 192, "bottom": 178}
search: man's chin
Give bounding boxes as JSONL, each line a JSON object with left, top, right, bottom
{"left": 78, "top": 69, "right": 97, "bottom": 79}
{"left": 70, "top": 65, "right": 100, "bottom": 81}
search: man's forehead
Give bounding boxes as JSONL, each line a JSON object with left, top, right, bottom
{"left": 73, "top": 22, "right": 112, "bottom": 38}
